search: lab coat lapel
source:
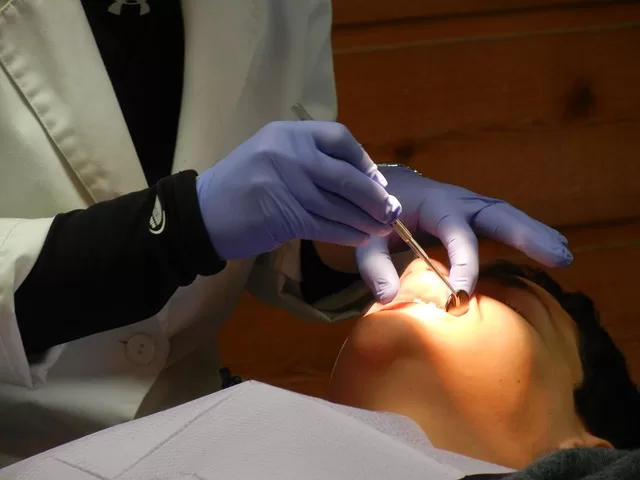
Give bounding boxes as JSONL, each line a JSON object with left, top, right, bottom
{"left": 174, "top": 1, "right": 267, "bottom": 174}
{"left": 0, "top": 0, "right": 147, "bottom": 202}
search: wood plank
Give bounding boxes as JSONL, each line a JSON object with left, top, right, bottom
{"left": 332, "top": 3, "right": 640, "bottom": 50}
{"left": 332, "top": 0, "right": 624, "bottom": 26}
{"left": 331, "top": 7, "right": 640, "bottom": 227}
{"left": 219, "top": 222, "right": 640, "bottom": 397}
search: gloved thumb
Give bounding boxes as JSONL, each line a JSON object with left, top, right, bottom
{"left": 356, "top": 234, "right": 400, "bottom": 304}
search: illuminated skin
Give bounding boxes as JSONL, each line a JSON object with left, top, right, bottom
{"left": 329, "top": 258, "right": 612, "bottom": 469}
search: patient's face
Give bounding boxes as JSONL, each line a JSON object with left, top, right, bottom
{"left": 330, "top": 259, "right": 607, "bottom": 468}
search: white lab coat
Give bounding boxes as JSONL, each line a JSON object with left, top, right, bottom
{"left": 0, "top": 0, "right": 375, "bottom": 466}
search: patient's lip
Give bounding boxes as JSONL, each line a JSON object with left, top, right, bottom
{"left": 373, "top": 293, "right": 444, "bottom": 314}
{"left": 376, "top": 300, "right": 420, "bottom": 313}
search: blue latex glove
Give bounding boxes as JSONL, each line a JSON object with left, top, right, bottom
{"left": 196, "top": 121, "right": 402, "bottom": 260}
{"left": 356, "top": 164, "right": 573, "bottom": 304}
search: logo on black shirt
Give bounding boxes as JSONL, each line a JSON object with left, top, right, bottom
{"left": 149, "top": 195, "right": 166, "bottom": 235}
{"left": 108, "top": 0, "right": 151, "bottom": 16}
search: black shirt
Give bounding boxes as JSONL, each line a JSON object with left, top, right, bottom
{"left": 81, "top": 0, "right": 184, "bottom": 186}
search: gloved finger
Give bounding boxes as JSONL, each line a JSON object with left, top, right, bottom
{"left": 302, "top": 121, "right": 388, "bottom": 187}
{"left": 310, "top": 152, "right": 401, "bottom": 224}
{"left": 489, "top": 202, "right": 569, "bottom": 246}
{"left": 356, "top": 234, "right": 400, "bottom": 304}
{"left": 422, "top": 211, "right": 480, "bottom": 296}
{"left": 472, "top": 203, "right": 573, "bottom": 268}
{"left": 306, "top": 214, "right": 370, "bottom": 247}
{"left": 300, "top": 187, "right": 395, "bottom": 237}
{"left": 470, "top": 197, "right": 569, "bottom": 246}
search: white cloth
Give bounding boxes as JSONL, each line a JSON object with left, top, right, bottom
{"left": 0, "top": 381, "right": 515, "bottom": 479}
{"left": 0, "top": 0, "right": 423, "bottom": 465}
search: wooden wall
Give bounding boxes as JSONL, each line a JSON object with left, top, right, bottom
{"left": 218, "top": 1, "right": 640, "bottom": 398}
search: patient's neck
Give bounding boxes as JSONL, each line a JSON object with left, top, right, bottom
{"left": 333, "top": 368, "right": 544, "bottom": 468}
{"left": 329, "top": 352, "right": 580, "bottom": 470}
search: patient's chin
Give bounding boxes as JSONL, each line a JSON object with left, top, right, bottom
{"left": 349, "top": 310, "right": 427, "bottom": 364}
{"left": 328, "top": 311, "right": 426, "bottom": 410}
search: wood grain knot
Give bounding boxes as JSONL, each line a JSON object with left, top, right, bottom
{"left": 393, "top": 142, "right": 417, "bottom": 162}
{"left": 565, "top": 81, "right": 596, "bottom": 119}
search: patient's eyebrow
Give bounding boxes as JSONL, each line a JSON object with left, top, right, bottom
{"left": 478, "top": 267, "right": 533, "bottom": 293}
{"left": 478, "top": 267, "right": 552, "bottom": 311}
{"left": 481, "top": 270, "right": 565, "bottom": 332}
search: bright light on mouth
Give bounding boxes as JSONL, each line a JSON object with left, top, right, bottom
{"left": 374, "top": 298, "right": 446, "bottom": 314}
{"left": 372, "top": 298, "right": 472, "bottom": 328}
{"left": 366, "top": 257, "right": 461, "bottom": 316}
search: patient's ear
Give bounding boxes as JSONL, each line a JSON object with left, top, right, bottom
{"left": 558, "top": 433, "right": 614, "bottom": 450}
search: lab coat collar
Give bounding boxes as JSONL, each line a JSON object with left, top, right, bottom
{"left": 0, "top": 0, "right": 266, "bottom": 201}
{"left": 173, "top": 1, "right": 266, "bottom": 174}
{"left": 0, "top": 0, "right": 146, "bottom": 201}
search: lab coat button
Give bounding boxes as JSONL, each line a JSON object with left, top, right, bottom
{"left": 125, "top": 334, "right": 156, "bottom": 365}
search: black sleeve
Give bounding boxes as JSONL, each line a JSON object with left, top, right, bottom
{"left": 299, "top": 240, "right": 361, "bottom": 305}
{"left": 15, "top": 170, "right": 226, "bottom": 356}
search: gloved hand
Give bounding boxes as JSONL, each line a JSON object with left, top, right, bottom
{"left": 356, "top": 164, "right": 573, "bottom": 304}
{"left": 196, "top": 121, "right": 402, "bottom": 260}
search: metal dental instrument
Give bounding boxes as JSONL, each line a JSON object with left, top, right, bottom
{"left": 290, "top": 103, "right": 469, "bottom": 315}
{"left": 393, "top": 221, "right": 469, "bottom": 315}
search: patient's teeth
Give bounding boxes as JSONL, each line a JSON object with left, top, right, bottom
{"left": 413, "top": 299, "right": 441, "bottom": 309}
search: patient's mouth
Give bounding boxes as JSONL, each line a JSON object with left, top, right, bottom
{"left": 368, "top": 262, "right": 454, "bottom": 314}
{"left": 376, "top": 301, "right": 417, "bottom": 313}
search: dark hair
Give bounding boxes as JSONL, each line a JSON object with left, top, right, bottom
{"left": 479, "top": 261, "right": 640, "bottom": 450}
